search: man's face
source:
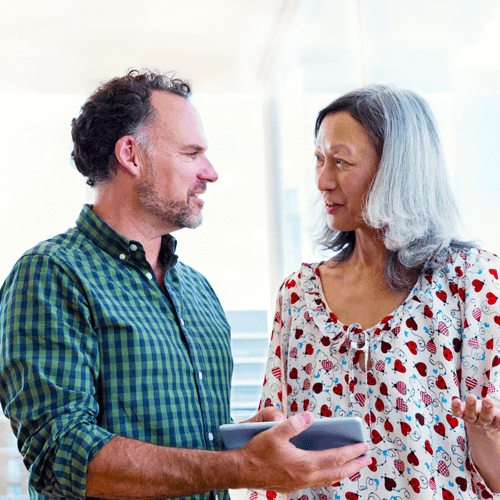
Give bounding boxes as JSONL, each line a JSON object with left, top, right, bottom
{"left": 135, "top": 91, "right": 217, "bottom": 232}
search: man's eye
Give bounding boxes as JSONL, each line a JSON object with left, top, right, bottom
{"left": 188, "top": 152, "right": 197, "bottom": 158}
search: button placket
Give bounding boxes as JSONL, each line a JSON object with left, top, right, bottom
{"left": 347, "top": 324, "right": 367, "bottom": 352}
{"left": 345, "top": 324, "right": 369, "bottom": 409}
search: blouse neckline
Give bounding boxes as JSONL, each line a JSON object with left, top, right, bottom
{"left": 301, "top": 262, "right": 421, "bottom": 337}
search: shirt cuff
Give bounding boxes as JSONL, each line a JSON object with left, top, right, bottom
{"left": 30, "top": 421, "right": 115, "bottom": 499}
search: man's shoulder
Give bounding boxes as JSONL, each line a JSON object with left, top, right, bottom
{"left": 0, "top": 227, "right": 84, "bottom": 299}
{"left": 4, "top": 226, "right": 92, "bottom": 284}
{"left": 20, "top": 226, "right": 87, "bottom": 262}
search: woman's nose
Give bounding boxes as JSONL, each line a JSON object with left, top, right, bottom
{"left": 317, "top": 162, "right": 337, "bottom": 191}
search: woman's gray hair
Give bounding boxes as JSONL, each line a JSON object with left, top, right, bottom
{"left": 315, "top": 84, "right": 471, "bottom": 291}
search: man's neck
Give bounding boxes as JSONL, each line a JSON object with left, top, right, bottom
{"left": 93, "top": 191, "right": 165, "bottom": 272}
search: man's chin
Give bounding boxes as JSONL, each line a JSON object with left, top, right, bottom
{"left": 185, "top": 216, "right": 203, "bottom": 230}
{"left": 174, "top": 211, "right": 203, "bottom": 230}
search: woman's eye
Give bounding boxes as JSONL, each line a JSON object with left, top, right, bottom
{"left": 335, "top": 157, "right": 350, "bottom": 169}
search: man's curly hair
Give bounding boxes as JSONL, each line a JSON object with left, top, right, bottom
{"left": 71, "top": 69, "right": 191, "bottom": 187}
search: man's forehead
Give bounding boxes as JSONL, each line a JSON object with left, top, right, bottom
{"left": 151, "top": 90, "right": 195, "bottom": 120}
{"left": 150, "top": 90, "right": 206, "bottom": 146}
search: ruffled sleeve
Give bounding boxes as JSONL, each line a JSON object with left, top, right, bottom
{"left": 457, "top": 249, "right": 500, "bottom": 498}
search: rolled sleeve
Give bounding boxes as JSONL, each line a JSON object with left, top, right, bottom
{"left": 0, "top": 253, "right": 115, "bottom": 499}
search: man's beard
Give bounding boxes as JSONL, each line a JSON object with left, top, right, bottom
{"left": 136, "top": 161, "right": 204, "bottom": 230}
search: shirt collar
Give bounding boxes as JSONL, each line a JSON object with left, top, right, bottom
{"left": 76, "top": 204, "right": 178, "bottom": 270}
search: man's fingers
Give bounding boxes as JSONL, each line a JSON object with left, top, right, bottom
{"left": 316, "top": 442, "right": 370, "bottom": 468}
{"left": 240, "top": 418, "right": 371, "bottom": 493}
{"left": 243, "top": 407, "right": 287, "bottom": 423}
{"left": 330, "top": 454, "right": 372, "bottom": 482}
{"left": 270, "top": 412, "right": 314, "bottom": 441}
{"left": 305, "top": 448, "right": 371, "bottom": 489}
{"left": 260, "top": 407, "right": 287, "bottom": 422}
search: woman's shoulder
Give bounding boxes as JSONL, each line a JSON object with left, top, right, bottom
{"left": 278, "top": 262, "right": 322, "bottom": 292}
{"left": 423, "top": 247, "right": 499, "bottom": 300}
{"left": 466, "top": 247, "right": 499, "bottom": 264}
{"left": 427, "top": 245, "right": 499, "bottom": 270}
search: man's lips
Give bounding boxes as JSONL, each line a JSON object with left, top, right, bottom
{"left": 188, "top": 181, "right": 207, "bottom": 203}
{"left": 189, "top": 189, "right": 206, "bottom": 204}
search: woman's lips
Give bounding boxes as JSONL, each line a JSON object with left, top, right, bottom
{"left": 325, "top": 201, "right": 343, "bottom": 213}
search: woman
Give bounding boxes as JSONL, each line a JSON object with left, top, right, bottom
{"left": 249, "top": 85, "right": 500, "bottom": 500}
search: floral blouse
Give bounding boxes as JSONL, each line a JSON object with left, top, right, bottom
{"left": 248, "top": 247, "right": 500, "bottom": 500}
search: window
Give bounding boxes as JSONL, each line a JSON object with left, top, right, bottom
{"left": 7, "top": 457, "right": 22, "bottom": 481}
{"left": 8, "top": 484, "right": 22, "bottom": 496}
{"left": 270, "top": 0, "right": 500, "bottom": 268}
{"left": 227, "top": 311, "right": 269, "bottom": 422}
{"left": 8, "top": 432, "right": 17, "bottom": 450}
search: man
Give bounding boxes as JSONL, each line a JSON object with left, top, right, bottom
{"left": 0, "top": 69, "right": 370, "bottom": 500}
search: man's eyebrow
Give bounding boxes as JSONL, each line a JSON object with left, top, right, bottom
{"left": 184, "top": 144, "right": 206, "bottom": 152}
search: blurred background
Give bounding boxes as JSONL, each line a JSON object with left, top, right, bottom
{"left": 1, "top": 0, "right": 500, "bottom": 496}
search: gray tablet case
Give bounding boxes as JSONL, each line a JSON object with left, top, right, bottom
{"left": 220, "top": 417, "right": 366, "bottom": 451}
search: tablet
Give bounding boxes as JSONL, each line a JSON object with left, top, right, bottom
{"left": 219, "top": 417, "right": 366, "bottom": 451}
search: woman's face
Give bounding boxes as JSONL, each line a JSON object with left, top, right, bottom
{"left": 315, "top": 111, "right": 379, "bottom": 233}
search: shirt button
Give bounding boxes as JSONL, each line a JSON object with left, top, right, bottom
{"left": 198, "top": 372, "right": 203, "bottom": 381}
{"left": 146, "top": 272, "right": 153, "bottom": 279}
{"left": 208, "top": 432, "right": 214, "bottom": 441}
{"left": 180, "top": 318, "right": 185, "bottom": 326}
{"left": 130, "top": 244, "right": 138, "bottom": 251}
{"left": 119, "top": 254, "right": 126, "bottom": 260}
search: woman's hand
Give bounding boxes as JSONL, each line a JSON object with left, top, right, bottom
{"left": 451, "top": 394, "right": 500, "bottom": 493}
{"left": 451, "top": 395, "right": 500, "bottom": 438}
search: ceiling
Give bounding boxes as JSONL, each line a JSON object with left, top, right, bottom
{"left": 0, "top": 0, "right": 302, "bottom": 95}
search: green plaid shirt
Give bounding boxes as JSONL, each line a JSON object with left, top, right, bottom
{"left": 0, "top": 205, "right": 233, "bottom": 500}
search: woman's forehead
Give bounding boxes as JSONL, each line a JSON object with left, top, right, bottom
{"left": 316, "top": 112, "right": 373, "bottom": 154}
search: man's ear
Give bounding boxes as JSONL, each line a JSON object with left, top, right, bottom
{"left": 114, "top": 136, "right": 144, "bottom": 177}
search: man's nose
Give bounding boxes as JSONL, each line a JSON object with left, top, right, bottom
{"left": 200, "top": 157, "right": 218, "bottom": 183}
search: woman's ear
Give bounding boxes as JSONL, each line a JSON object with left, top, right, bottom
{"left": 114, "top": 136, "right": 143, "bottom": 177}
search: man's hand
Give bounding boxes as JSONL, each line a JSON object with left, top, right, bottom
{"left": 86, "top": 412, "right": 371, "bottom": 498}
{"left": 233, "top": 411, "right": 371, "bottom": 493}
{"left": 243, "top": 406, "right": 286, "bottom": 423}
